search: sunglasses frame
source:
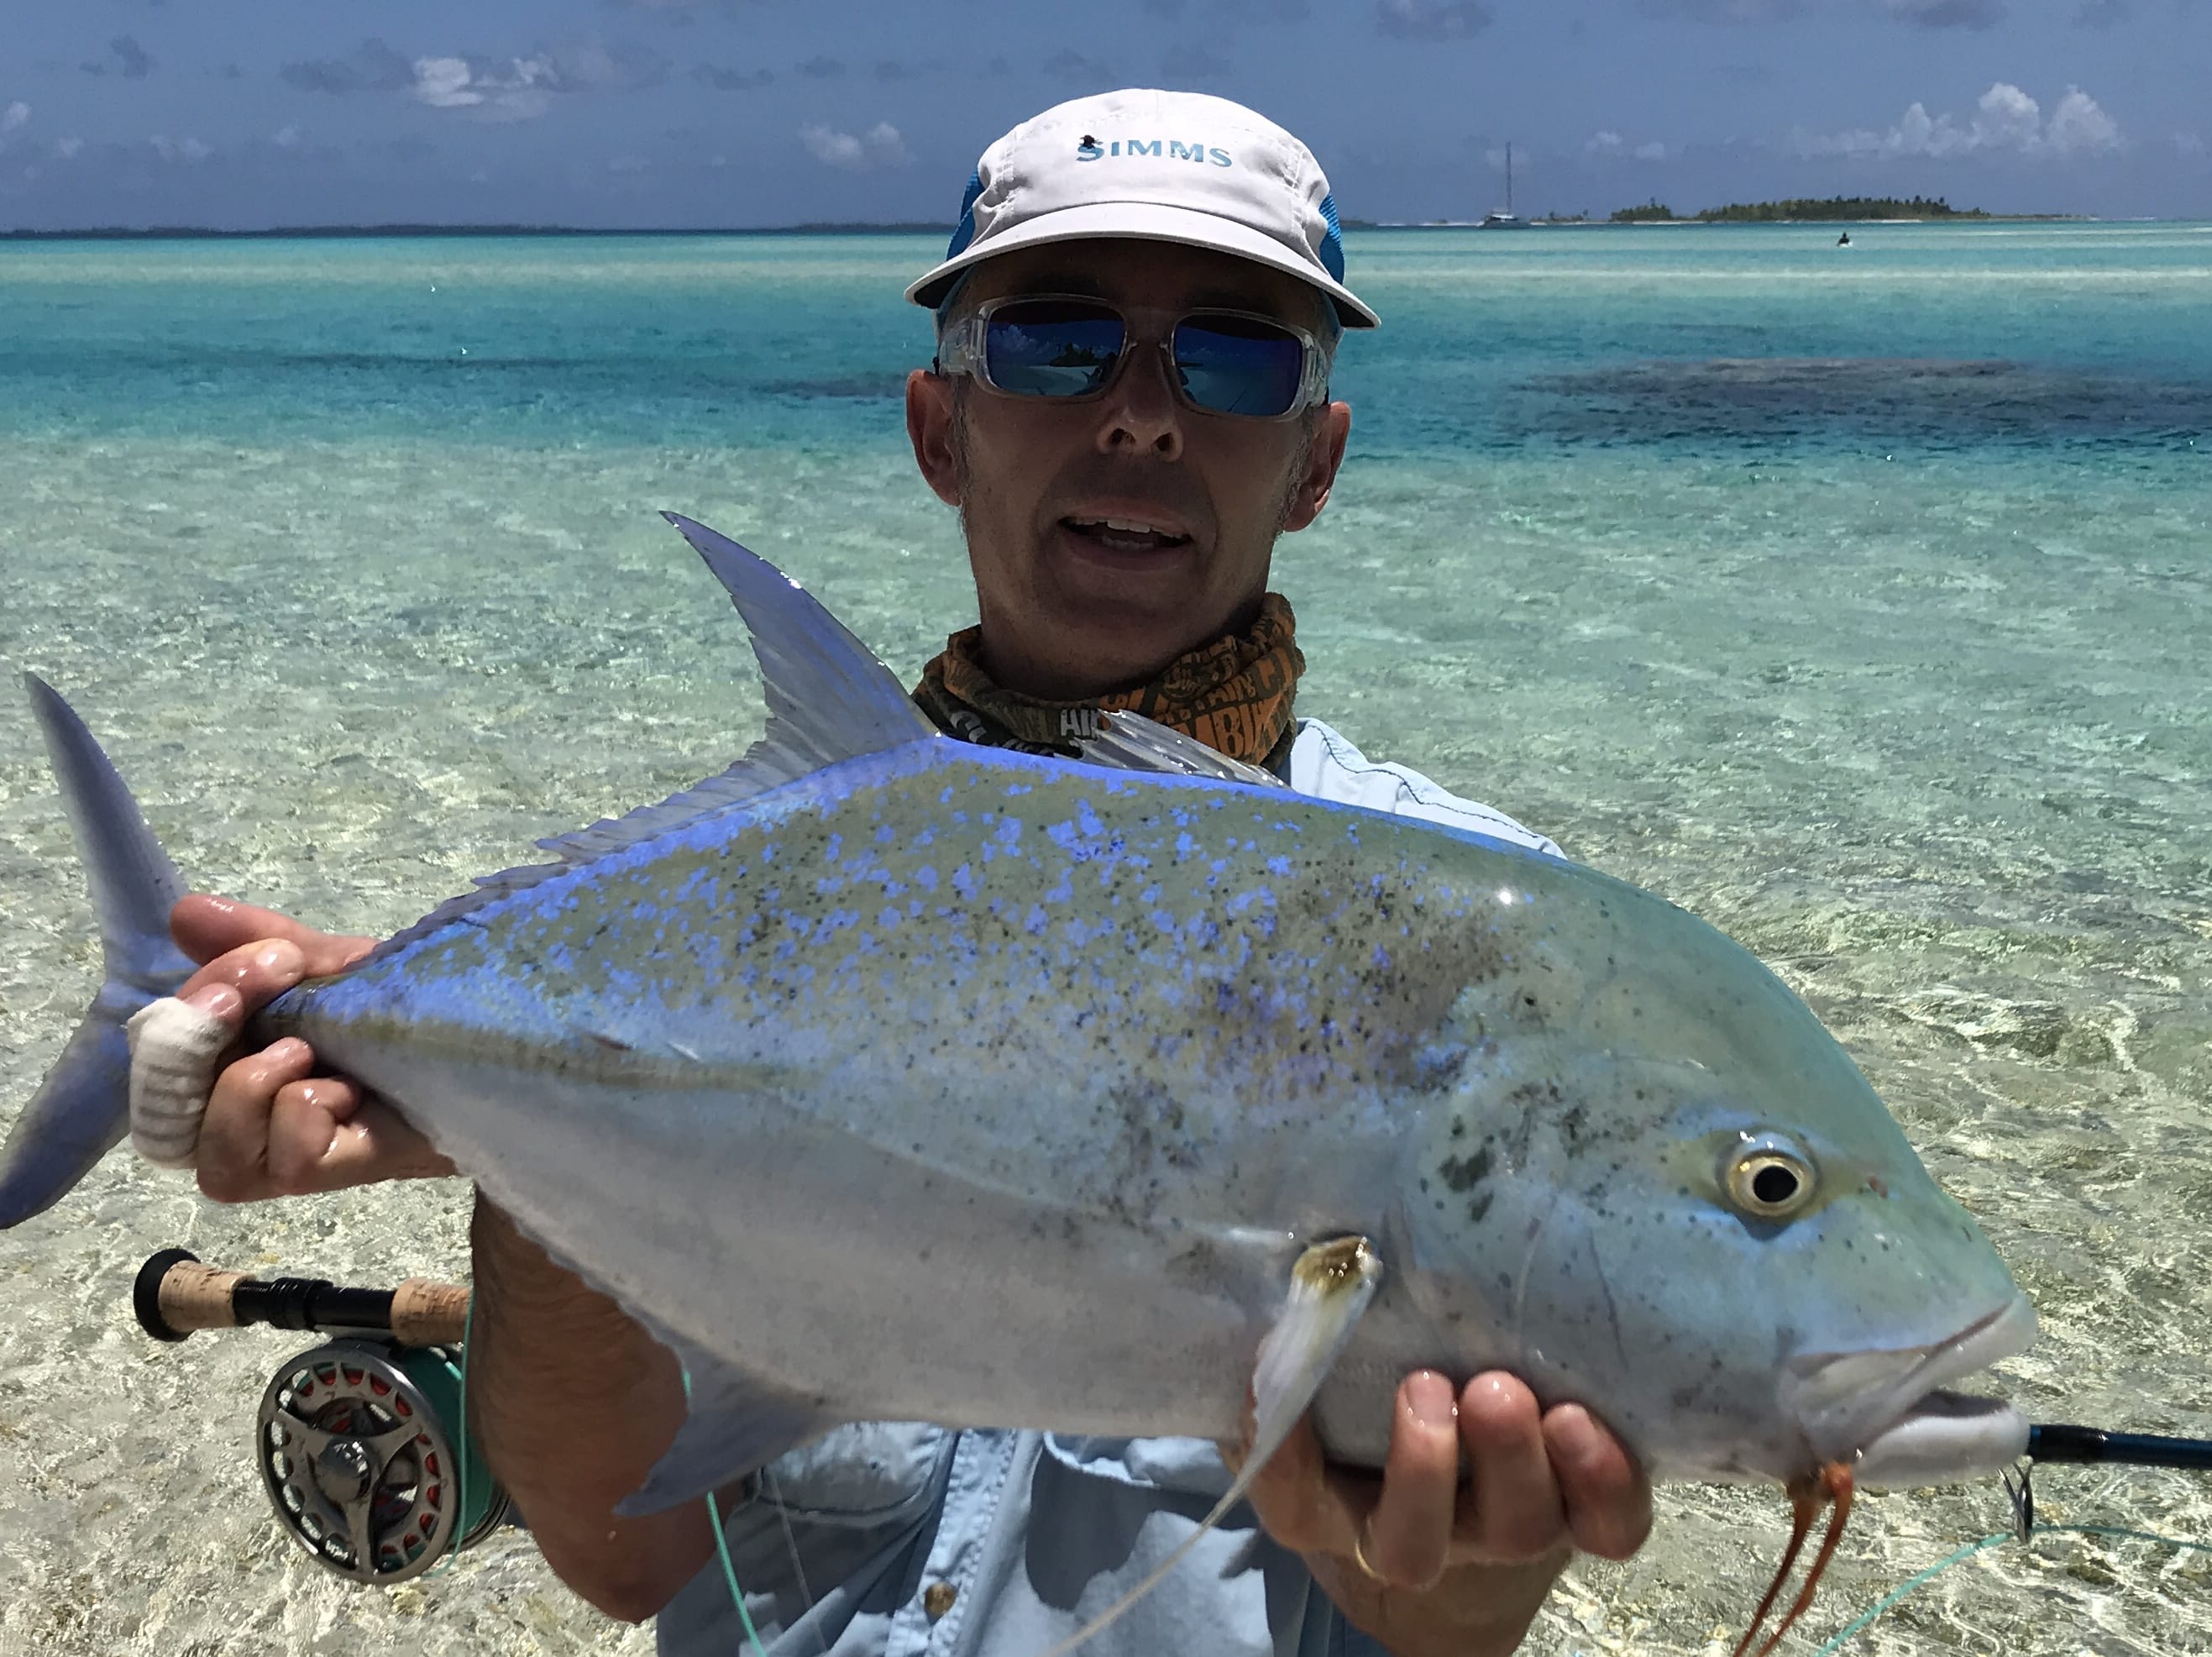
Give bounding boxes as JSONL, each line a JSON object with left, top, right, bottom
{"left": 936, "top": 292, "right": 1333, "bottom": 422}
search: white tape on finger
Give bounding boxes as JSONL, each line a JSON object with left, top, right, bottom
{"left": 125, "top": 997, "right": 230, "bottom": 1170}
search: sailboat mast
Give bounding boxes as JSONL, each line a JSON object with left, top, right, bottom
{"left": 1506, "top": 142, "right": 1514, "bottom": 216}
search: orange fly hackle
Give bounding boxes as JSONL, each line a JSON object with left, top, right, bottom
{"left": 1729, "top": 1460, "right": 1857, "bottom": 1657}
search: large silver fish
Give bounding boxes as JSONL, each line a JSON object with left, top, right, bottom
{"left": 2, "top": 516, "right": 2033, "bottom": 1543}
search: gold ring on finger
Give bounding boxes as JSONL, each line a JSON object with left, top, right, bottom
{"left": 1350, "top": 1520, "right": 1386, "bottom": 1583}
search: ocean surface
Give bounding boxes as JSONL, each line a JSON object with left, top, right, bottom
{"left": 0, "top": 223, "right": 2207, "bottom": 1656}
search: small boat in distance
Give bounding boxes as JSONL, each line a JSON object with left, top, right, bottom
{"left": 1478, "top": 141, "right": 1528, "bottom": 229}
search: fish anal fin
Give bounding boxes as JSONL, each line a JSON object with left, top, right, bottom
{"left": 615, "top": 1343, "right": 840, "bottom": 1518}
{"left": 1030, "top": 1235, "right": 1385, "bottom": 1657}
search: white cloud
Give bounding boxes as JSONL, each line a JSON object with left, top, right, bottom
{"left": 1586, "top": 129, "right": 1623, "bottom": 155}
{"left": 800, "top": 120, "right": 909, "bottom": 170}
{"left": 410, "top": 54, "right": 556, "bottom": 122}
{"left": 149, "top": 135, "right": 213, "bottom": 164}
{"left": 1634, "top": 139, "right": 1669, "bottom": 161}
{"left": 56, "top": 136, "right": 82, "bottom": 160}
{"left": 411, "top": 57, "right": 478, "bottom": 108}
{"left": 2046, "top": 88, "right": 2120, "bottom": 156}
{"left": 800, "top": 123, "right": 864, "bottom": 167}
{"left": 1789, "top": 82, "right": 2122, "bottom": 161}
{"left": 2, "top": 101, "right": 28, "bottom": 134}
{"left": 273, "top": 123, "right": 301, "bottom": 149}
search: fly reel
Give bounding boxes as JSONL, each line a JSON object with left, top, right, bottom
{"left": 257, "top": 1336, "right": 508, "bottom": 1583}
{"left": 135, "top": 1247, "right": 510, "bottom": 1585}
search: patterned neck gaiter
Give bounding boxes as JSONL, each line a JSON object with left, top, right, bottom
{"left": 910, "top": 594, "right": 1305, "bottom": 769}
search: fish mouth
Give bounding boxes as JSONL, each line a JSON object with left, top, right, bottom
{"left": 1781, "top": 1293, "right": 2037, "bottom": 1488}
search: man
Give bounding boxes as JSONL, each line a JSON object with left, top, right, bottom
{"left": 165, "top": 90, "right": 1650, "bottom": 1655}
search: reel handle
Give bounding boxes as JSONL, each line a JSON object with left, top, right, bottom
{"left": 134, "top": 1247, "right": 470, "bottom": 1346}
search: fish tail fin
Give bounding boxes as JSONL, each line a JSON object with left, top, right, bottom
{"left": 0, "top": 675, "right": 197, "bottom": 1228}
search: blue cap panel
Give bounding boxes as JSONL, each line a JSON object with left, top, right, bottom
{"left": 945, "top": 169, "right": 986, "bottom": 260}
{"left": 1316, "top": 191, "right": 1345, "bottom": 283}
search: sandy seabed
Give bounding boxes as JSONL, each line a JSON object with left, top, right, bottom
{"left": 3, "top": 364, "right": 2209, "bottom": 1650}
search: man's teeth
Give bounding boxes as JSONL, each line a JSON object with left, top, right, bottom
{"left": 1068, "top": 517, "right": 1185, "bottom": 540}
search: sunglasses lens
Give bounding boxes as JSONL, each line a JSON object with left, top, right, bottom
{"left": 983, "top": 301, "right": 1127, "bottom": 398}
{"left": 1174, "top": 314, "right": 1307, "bottom": 417}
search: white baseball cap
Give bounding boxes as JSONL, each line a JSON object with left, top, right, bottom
{"left": 907, "top": 88, "right": 1379, "bottom": 329}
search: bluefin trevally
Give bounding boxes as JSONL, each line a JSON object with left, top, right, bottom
{"left": 1, "top": 517, "right": 2034, "bottom": 1629}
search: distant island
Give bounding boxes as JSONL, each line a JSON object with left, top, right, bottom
{"left": 1609, "top": 196, "right": 1989, "bottom": 223}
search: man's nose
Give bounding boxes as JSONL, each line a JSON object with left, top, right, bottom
{"left": 1094, "top": 342, "right": 1184, "bottom": 459}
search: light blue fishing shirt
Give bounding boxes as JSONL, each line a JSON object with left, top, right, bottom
{"left": 656, "top": 720, "right": 1565, "bottom": 1657}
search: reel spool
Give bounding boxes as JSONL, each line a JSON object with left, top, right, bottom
{"left": 257, "top": 1335, "right": 508, "bottom": 1583}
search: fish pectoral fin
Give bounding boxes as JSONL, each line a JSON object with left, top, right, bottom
{"left": 615, "top": 1345, "right": 840, "bottom": 1518}
{"left": 1244, "top": 1235, "right": 1387, "bottom": 1477}
{"left": 1030, "top": 1235, "right": 1386, "bottom": 1657}
{"left": 1077, "top": 711, "right": 1289, "bottom": 789}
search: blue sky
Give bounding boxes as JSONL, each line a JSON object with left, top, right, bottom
{"left": 1, "top": 1, "right": 2205, "bottom": 229}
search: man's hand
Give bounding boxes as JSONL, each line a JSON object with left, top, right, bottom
{"left": 168, "top": 893, "right": 454, "bottom": 1200}
{"left": 1236, "top": 1371, "right": 1651, "bottom": 1657}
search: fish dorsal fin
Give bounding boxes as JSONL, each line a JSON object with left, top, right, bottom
{"left": 529, "top": 515, "right": 941, "bottom": 867}
{"left": 1031, "top": 1236, "right": 1384, "bottom": 1657}
{"left": 665, "top": 511, "right": 937, "bottom": 772}
{"left": 1077, "top": 710, "right": 1289, "bottom": 789}
{"left": 366, "top": 518, "right": 941, "bottom": 962}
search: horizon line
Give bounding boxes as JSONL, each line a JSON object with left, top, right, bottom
{"left": 6, "top": 213, "right": 2177, "bottom": 242}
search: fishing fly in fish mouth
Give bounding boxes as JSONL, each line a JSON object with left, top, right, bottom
{"left": 0, "top": 88, "right": 2053, "bottom": 1657}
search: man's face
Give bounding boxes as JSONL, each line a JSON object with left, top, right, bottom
{"left": 906, "top": 239, "right": 1352, "bottom": 700}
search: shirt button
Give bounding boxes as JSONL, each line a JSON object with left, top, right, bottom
{"left": 922, "top": 1581, "right": 957, "bottom": 1619}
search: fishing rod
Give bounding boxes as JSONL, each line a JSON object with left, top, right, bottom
{"left": 2024, "top": 1423, "right": 2212, "bottom": 1472}
{"left": 128, "top": 1248, "right": 2212, "bottom": 1586}
{"left": 133, "top": 1245, "right": 471, "bottom": 1347}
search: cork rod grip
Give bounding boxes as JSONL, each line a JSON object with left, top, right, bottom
{"left": 155, "top": 1258, "right": 253, "bottom": 1334}
{"left": 390, "top": 1278, "right": 473, "bottom": 1346}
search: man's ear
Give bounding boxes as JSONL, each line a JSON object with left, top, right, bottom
{"left": 907, "top": 369, "right": 962, "bottom": 507}
{"left": 1281, "top": 401, "right": 1351, "bottom": 533}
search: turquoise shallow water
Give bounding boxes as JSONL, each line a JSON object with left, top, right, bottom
{"left": 0, "top": 224, "right": 2208, "bottom": 1654}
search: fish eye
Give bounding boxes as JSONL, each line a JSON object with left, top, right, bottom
{"left": 1723, "top": 1136, "right": 1818, "bottom": 1220}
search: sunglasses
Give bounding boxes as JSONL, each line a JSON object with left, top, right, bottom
{"left": 936, "top": 294, "right": 1332, "bottom": 421}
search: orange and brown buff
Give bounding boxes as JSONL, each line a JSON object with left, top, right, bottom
{"left": 911, "top": 593, "right": 1305, "bottom": 768}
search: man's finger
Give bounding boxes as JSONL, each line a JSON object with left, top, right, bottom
{"left": 197, "top": 1037, "right": 317, "bottom": 1203}
{"left": 178, "top": 937, "right": 309, "bottom": 1013}
{"left": 1356, "top": 1370, "right": 1460, "bottom": 1589}
{"left": 268, "top": 1081, "right": 454, "bottom": 1193}
{"left": 171, "top": 893, "right": 374, "bottom": 977}
{"left": 1454, "top": 1372, "right": 1566, "bottom": 1563}
{"left": 1543, "top": 1403, "right": 1651, "bottom": 1561}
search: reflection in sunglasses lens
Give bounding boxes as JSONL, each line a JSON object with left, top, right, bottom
{"left": 981, "top": 302, "right": 1305, "bottom": 416}
{"left": 1175, "top": 317, "right": 1304, "bottom": 417}
{"left": 986, "top": 302, "right": 1124, "bottom": 398}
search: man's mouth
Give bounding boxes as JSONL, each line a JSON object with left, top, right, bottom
{"left": 1061, "top": 515, "right": 1193, "bottom": 555}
